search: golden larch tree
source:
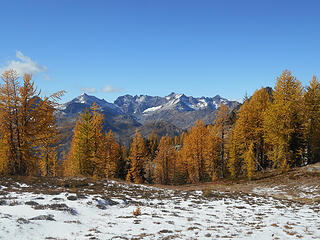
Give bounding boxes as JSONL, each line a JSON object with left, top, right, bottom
{"left": 214, "top": 104, "right": 231, "bottom": 177}
{"left": 205, "top": 124, "right": 222, "bottom": 181}
{"left": 0, "top": 70, "right": 63, "bottom": 176}
{"left": 144, "top": 131, "right": 158, "bottom": 183}
{"left": 126, "top": 129, "right": 147, "bottom": 183}
{"left": 180, "top": 120, "right": 209, "bottom": 183}
{"left": 227, "top": 88, "right": 271, "bottom": 179}
{"left": 101, "top": 130, "right": 121, "bottom": 179}
{"left": 153, "top": 135, "right": 176, "bottom": 184}
{"left": 304, "top": 76, "right": 320, "bottom": 164}
{"left": 66, "top": 106, "right": 104, "bottom": 176}
{"left": 263, "top": 70, "right": 305, "bottom": 171}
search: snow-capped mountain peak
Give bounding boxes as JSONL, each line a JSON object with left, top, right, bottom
{"left": 57, "top": 92, "right": 239, "bottom": 130}
{"left": 117, "top": 93, "right": 238, "bottom": 116}
{"left": 57, "top": 93, "right": 123, "bottom": 115}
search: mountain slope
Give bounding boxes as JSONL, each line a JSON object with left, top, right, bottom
{"left": 115, "top": 92, "right": 239, "bottom": 129}
{"left": 55, "top": 93, "right": 239, "bottom": 151}
{"left": 57, "top": 93, "right": 123, "bottom": 116}
{"left": 55, "top": 93, "right": 141, "bottom": 152}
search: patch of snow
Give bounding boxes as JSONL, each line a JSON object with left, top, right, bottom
{"left": 174, "top": 94, "right": 183, "bottom": 99}
{"left": 77, "top": 95, "right": 86, "bottom": 104}
{"left": 194, "top": 99, "right": 208, "bottom": 109}
{"left": 1, "top": 181, "right": 319, "bottom": 239}
{"left": 143, "top": 105, "right": 162, "bottom": 114}
{"left": 17, "top": 183, "right": 29, "bottom": 188}
{"left": 136, "top": 95, "right": 146, "bottom": 103}
{"left": 56, "top": 104, "right": 67, "bottom": 110}
{"left": 213, "top": 100, "right": 220, "bottom": 109}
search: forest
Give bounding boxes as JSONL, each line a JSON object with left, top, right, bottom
{"left": 0, "top": 69, "right": 319, "bottom": 185}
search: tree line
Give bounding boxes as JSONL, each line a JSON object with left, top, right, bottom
{"left": 64, "top": 70, "right": 320, "bottom": 184}
{"left": 1, "top": 69, "right": 319, "bottom": 185}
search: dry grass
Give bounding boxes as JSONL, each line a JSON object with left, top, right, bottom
{"left": 149, "top": 163, "right": 320, "bottom": 205}
{"left": 0, "top": 162, "right": 319, "bottom": 206}
{"left": 133, "top": 205, "right": 141, "bottom": 217}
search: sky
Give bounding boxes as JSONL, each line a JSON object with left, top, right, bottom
{"left": 0, "top": 0, "right": 319, "bottom": 103}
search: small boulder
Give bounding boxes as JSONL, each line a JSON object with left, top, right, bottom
{"left": 97, "top": 204, "right": 106, "bottom": 210}
{"left": 30, "top": 214, "right": 55, "bottom": 221}
{"left": 17, "top": 218, "right": 30, "bottom": 224}
{"left": 52, "top": 197, "right": 64, "bottom": 201}
{"left": 25, "top": 201, "right": 39, "bottom": 206}
{"left": 104, "top": 197, "right": 119, "bottom": 206}
{"left": 67, "top": 195, "right": 78, "bottom": 201}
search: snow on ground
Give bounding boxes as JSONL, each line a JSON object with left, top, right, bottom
{"left": 0, "top": 179, "right": 319, "bottom": 240}
{"left": 253, "top": 184, "right": 320, "bottom": 201}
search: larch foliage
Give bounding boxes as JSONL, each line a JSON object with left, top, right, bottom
{"left": 263, "top": 70, "right": 305, "bottom": 171}
{"left": 214, "top": 104, "right": 231, "bottom": 178}
{"left": 147, "top": 130, "right": 158, "bottom": 160}
{"left": 102, "top": 130, "right": 121, "bottom": 179}
{"left": 90, "top": 103, "right": 104, "bottom": 177}
{"left": 153, "top": 135, "right": 176, "bottom": 184}
{"left": 77, "top": 108, "right": 95, "bottom": 175}
{"left": 227, "top": 88, "right": 271, "bottom": 179}
{"left": 66, "top": 109, "right": 93, "bottom": 176}
{"left": 304, "top": 76, "right": 320, "bottom": 164}
{"left": 66, "top": 103, "right": 105, "bottom": 177}
{"left": 115, "top": 145, "right": 128, "bottom": 180}
{"left": 243, "top": 141, "right": 255, "bottom": 180}
{"left": 0, "top": 70, "right": 23, "bottom": 175}
{"left": 175, "top": 149, "right": 189, "bottom": 185}
{"left": 126, "top": 129, "right": 147, "bottom": 183}
{"left": 205, "top": 124, "right": 222, "bottom": 181}
{"left": 226, "top": 129, "right": 241, "bottom": 178}
{"left": 38, "top": 93, "right": 64, "bottom": 177}
{"left": 144, "top": 131, "right": 158, "bottom": 183}
{"left": 180, "top": 120, "right": 209, "bottom": 183}
{"left": 0, "top": 70, "right": 64, "bottom": 176}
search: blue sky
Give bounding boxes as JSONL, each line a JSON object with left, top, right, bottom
{"left": 0, "top": 0, "right": 319, "bottom": 103}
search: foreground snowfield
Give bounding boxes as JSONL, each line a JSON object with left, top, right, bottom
{"left": 0, "top": 179, "right": 319, "bottom": 240}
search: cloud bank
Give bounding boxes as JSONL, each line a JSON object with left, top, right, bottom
{"left": 81, "top": 87, "right": 98, "bottom": 94}
{"left": 0, "top": 51, "right": 48, "bottom": 78}
{"left": 102, "top": 84, "right": 121, "bottom": 93}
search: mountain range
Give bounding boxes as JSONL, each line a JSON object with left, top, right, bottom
{"left": 55, "top": 92, "right": 240, "bottom": 151}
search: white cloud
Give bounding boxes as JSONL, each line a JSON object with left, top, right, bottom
{"left": 102, "top": 84, "right": 121, "bottom": 93}
{"left": 0, "top": 51, "right": 49, "bottom": 78}
{"left": 81, "top": 87, "right": 97, "bottom": 94}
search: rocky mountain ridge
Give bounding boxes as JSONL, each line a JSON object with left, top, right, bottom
{"left": 55, "top": 92, "right": 239, "bottom": 150}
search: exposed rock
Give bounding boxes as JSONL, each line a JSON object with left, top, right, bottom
{"left": 96, "top": 204, "right": 106, "bottom": 210}
{"left": 51, "top": 197, "right": 64, "bottom": 201}
{"left": 101, "top": 197, "right": 119, "bottom": 206}
{"left": 67, "top": 195, "right": 78, "bottom": 201}
{"left": 25, "top": 201, "right": 39, "bottom": 206}
{"left": 17, "top": 218, "right": 30, "bottom": 224}
{"left": 30, "top": 214, "right": 55, "bottom": 221}
{"left": 34, "top": 203, "right": 77, "bottom": 215}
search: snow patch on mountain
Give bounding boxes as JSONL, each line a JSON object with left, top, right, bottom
{"left": 57, "top": 93, "right": 123, "bottom": 115}
{"left": 143, "top": 105, "right": 162, "bottom": 113}
{"left": 138, "top": 93, "right": 234, "bottom": 114}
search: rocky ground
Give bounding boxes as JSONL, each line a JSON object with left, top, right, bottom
{"left": 0, "top": 165, "right": 319, "bottom": 240}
